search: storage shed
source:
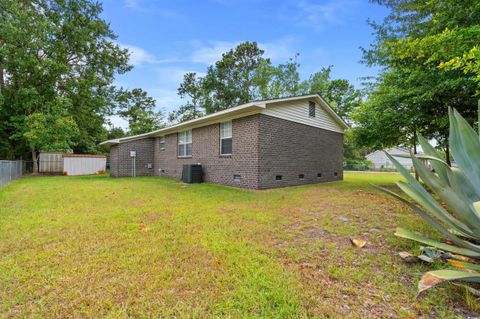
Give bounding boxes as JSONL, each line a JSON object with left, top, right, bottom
{"left": 63, "top": 154, "right": 106, "bottom": 176}
{"left": 39, "top": 152, "right": 64, "bottom": 173}
{"left": 38, "top": 152, "right": 106, "bottom": 175}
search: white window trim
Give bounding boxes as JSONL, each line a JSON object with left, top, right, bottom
{"left": 220, "top": 121, "right": 232, "bottom": 156}
{"left": 178, "top": 130, "right": 192, "bottom": 157}
{"left": 159, "top": 136, "right": 166, "bottom": 150}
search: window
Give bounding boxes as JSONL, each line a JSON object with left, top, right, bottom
{"left": 309, "top": 101, "right": 316, "bottom": 117}
{"left": 159, "top": 136, "right": 165, "bottom": 150}
{"left": 220, "top": 121, "right": 232, "bottom": 155}
{"left": 275, "top": 175, "right": 283, "bottom": 181}
{"left": 178, "top": 130, "right": 192, "bottom": 157}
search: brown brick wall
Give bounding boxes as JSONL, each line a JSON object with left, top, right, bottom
{"left": 109, "top": 138, "right": 155, "bottom": 177}
{"left": 257, "top": 115, "right": 343, "bottom": 189}
{"left": 108, "top": 114, "right": 344, "bottom": 188}
{"left": 109, "top": 145, "right": 119, "bottom": 177}
{"left": 153, "top": 115, "right": 260, "bottom": 188}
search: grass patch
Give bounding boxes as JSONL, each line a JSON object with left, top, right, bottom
{"left": 0, "top": 172, "right": 474, "bottom": 318}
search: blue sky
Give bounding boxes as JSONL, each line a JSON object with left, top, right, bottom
{"left": 101, "top": 0, "right": 389, "bottom": 128}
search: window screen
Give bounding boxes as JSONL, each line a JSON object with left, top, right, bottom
{"left": 220, "top": 121, "right": 232, "bottom": 155}
{"left": 178, "top": 130, "right": 192, "bottom": 156}
{"left": 159, "top": 136, "right": 165, "bottom": 150}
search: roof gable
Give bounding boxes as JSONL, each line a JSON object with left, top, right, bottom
{"left": 261, "top": 96, "right": 346, "bottom": 133}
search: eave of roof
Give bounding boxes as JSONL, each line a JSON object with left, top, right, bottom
{"left": 100, "top": 94, "right": 349, "bottom": 147}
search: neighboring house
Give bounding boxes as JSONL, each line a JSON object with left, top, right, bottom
{"left": 101, "top": 94, "right": 349, "bottom": 189}
{"left": 366, "top": 147, "right": 417, "bottom": 170}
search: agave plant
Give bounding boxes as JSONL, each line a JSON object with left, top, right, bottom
{"left": 381, "top": 108, "right": 480, "bottom": 295}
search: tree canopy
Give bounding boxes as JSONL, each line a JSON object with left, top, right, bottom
{"left": 170, "top": 42, "right": 362, "bottom": 124}
{"left": 354, "top": 0, "right": 480, "bottom": 159}
{"left": 0, "top": 0, "right": 130, "bottom": 166}
{"left": 116, "top": 88, "right": 164, "bottom": 135}
{"left": 0, "top": 0, "right": 164, "bottom": 171}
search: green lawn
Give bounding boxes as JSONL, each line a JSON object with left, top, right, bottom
{"left": 0, "top": 172, "right": 473, "bottom": 318}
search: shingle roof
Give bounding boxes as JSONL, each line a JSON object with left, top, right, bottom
{"left": 100, "top": 94, "right": 348, "bottom": 147}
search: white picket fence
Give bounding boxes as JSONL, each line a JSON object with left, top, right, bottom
{"left": 0, "top": 160, "right": 23, "bottom": 188}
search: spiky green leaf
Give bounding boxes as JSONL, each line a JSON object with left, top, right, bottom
{"left": 417, "top": 134, "right": 450, "bottom": 185}
{"left": 381, "top": 187, "right": 480, "bottom": 252}
{"left": 394, "top": 228, "right": 480, "bottom": 258}
{"left": 410, "top": 154, "right": 480, "bottom": 233}
{"left": 449, "top": 108, "right": 480, "bottom": 191}
{"left": 395, "top": 181, "right": 475, "bottom": 239}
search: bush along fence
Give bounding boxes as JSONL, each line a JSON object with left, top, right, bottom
{"left": 0, "top": 160, "right": 24, "bottom": 188}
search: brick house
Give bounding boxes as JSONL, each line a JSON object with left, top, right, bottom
{"left": 101, "top": 94, "right": 348, "bottom": 189}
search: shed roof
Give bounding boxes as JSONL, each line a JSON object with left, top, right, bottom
{"left": 63, "top": 154, "right": 106, "bottom": 158}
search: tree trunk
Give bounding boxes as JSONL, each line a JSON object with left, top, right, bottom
{"left": 445, "top": 144, "right": 451, "bottom": 166}
{"left": 413, "top": 131, "right": 419, "bottom": 181}
{"left": 0, "top": 67, "right": 4, "bottom": 89}
{"left": 31, "top": 149, "right": 39, "bottom": 175}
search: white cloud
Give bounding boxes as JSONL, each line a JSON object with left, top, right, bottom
{"left": 150, "top": 68, "right": 208, "bottom": 113}
{"left": 155, "top": 67, "right": 207, "bottom": 84}
{"left": 118, "top": 43, "right": 180, "bottom": 67}
{"left": 124, "top": 0, "right": 140, "bottom": 8}
{"left": 190, "top": 40, "right": 239, "bottom": 65}
{"left": 293, "top": 0, "right": 359, "bottom": 30}
{"left": 259, "top": 37, "right": 298, "bottom": 63}
{"left": 189, "top": 38, "right": 298, "bottom": 66}
{"left": 107, "top": 115, "right": 129, "bottom": 130}
{"left": 122, "top": 0, "right": 184, "bottom": 19}
{"left": 148, "top": 88, "right": 183, "bottom": 111}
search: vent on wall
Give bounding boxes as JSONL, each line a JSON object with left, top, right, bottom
{"left": 298, "top": 174, "right": 305, "bottom": 179}
{"left": 334, "top": 172, "right": 338, "bottom": 176}
{"left": 233, "top": 174, "right": 241, "bottom": 181}
{"left": 275, "top": 175, "right": 283, "bottom": 181}
{"left": 317, "top": 173, "right": 322, "bottom": 178}
{"left": 309, "top": 101, "right": 316, "bottom": 117}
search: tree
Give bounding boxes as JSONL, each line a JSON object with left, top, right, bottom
{"left": 303, "top": 66, "right": 362, "bottom": 120}
{"left": 0, "top": 0, "right": 130, "bottom": 162}
{"left": 172, "top": 42, "right": 273, "bottom": 121}
{"left": 352, "top": 69, "right": 420, "bottom": 151}
{"left": 19, "top": 98, "right": 79, "bottom": 174}
{"left": 442, "top": 45, "right": 480, "bottom": 92}
{"left": 358, "top": 0, "right": 480, "bottom": 161}
{"left": 169, "top": 72, "right": 205, "bottom": 123}
{"left": 201, "top": 42, "right": 269, "bottom": 113}
{"left": 116, "top": 88, "right": 164, "bottom": 135}
{"left": 107, "top": 126, "right": 127, "bottom": 140}
{"left": 256, "top": 54, "right": 305, "bottom": 99}
{"left": 171, "top": 43, "right": 361, "bottom": 123}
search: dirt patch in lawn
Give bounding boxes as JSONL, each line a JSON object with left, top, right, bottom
{"left": 268, "top": 187, "right": 470, "bottom": 318}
